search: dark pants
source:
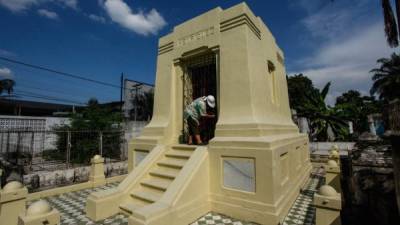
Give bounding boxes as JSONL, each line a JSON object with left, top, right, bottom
{"left": 187, "top": 116, "right": 200, "bottom": 136}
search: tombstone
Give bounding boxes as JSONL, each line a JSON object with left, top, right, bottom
{"left": 368, "top": 114, "right": 377, "bottom": 136}
{"left": 87, "top": 3, "right": 311, "bottom": 225}
{"left": 299, "top": 117, "right": 310, "bottom": 134}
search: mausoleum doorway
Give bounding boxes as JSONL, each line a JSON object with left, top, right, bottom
{"left": 182, "top": 53, "right": 218, "bottom": 144}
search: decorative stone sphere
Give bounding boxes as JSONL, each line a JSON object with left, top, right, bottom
{"left": 330, "top": 150, "right": 339, "bottom": 158}
{"left": 330, "top": 144, "right": 339, "bottom": 151}
{"left": 27, "top": 200, "right": 52, "bottom": 216}
{"left": 93, "top": 155, "right": 102, "bottom": 160}
{"left": 3, "top": 181, "right": 23, "bottom": 191}
{"left": 327, "top": 160, "right": 338, "bottom": 167}
{"left": 318, "top": 185, "right": 338, "bottom": 196}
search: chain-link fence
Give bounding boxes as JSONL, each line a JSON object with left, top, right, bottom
{"left": 0, "top": 129, "right": 125, "bottom": 172}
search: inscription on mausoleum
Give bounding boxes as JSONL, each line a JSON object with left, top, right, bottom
{"left": 177, "top": 27, "right": 215, "bottom": 47}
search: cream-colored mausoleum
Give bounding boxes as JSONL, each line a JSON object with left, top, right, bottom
{"left": 86, "top": 2, "right": 311, "bottom": 225}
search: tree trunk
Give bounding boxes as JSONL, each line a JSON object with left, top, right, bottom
{"left": 391, "top": 134, "right": 400, "bottom": 215}
{"left": 386, "top": 100, "right": 400, "bottom": 214}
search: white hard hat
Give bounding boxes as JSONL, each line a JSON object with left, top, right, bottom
{"left": 206, "top": 95, "right": 215, "bottom": 108}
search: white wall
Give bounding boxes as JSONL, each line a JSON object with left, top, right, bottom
{"left": 0, "top": 115, "right": 70, "bottom": 154}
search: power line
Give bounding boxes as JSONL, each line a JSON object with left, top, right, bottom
{"left": 15, "top": 83, "right": 101, "bottom": 102}
{"left": 17, "top": 90, "right": 85, "bottom": 104}
{"left": 17, "top": 83, "right": 87, "bottom": 98}
{"left": 16, "top": 94, "right": 84, "bottom": 105}
{"left": 0, "top": 56, "right": 121, "bottom": 88}
{"left": 0, "top": 56, "right": 155, "bottom": 93}
{"left": 12, "top": 91, "right": 85, "bottom": 105}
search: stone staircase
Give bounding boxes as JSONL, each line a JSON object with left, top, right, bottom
{"left": 119, "top": 144, "right": 197, "bottom": 215}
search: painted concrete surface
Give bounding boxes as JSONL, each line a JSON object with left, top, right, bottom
{"left": 27, "top": 167, "right": 324, "bottom": 225}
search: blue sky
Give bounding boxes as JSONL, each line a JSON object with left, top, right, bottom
{"left": 0, "top": 0, "right": 395, "bottom": 105}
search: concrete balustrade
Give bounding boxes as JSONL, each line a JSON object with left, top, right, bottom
{"left": 0, "top": 155, "right": 120, "bottom": 224}
{"left": 0, "top": 181, "right": 28, "bottom": 225}
{"left": 328, "top": 145, "right": 340, "bottom": 165}
{"left": 18, "top": 200, "right": 60, "bottom": 225}
{"left": 324, "top": 160, "right": 341, "bottom": 193}
{"left": 89, "top": 155, "right": 106, "bottom": 186}
{"left": 314, "top": 185, "right": 342, "bottom": 225}
{"left": 0, "top": 169, "right": 3, "bottom": 190}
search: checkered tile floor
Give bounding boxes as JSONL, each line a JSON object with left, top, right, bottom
{"left": 282, "top": 167, "right": 325, "bottom": 225}
{"left": 27, "top": 183, "right": 128, "bottom": 225}
{"left": 28, "top": 168, "right": 324, "bottom": 225}
{"left": 190, "top": 212, "right": 258, "bottom": 225}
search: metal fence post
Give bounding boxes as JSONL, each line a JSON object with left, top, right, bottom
{"left": 0, "top": 131, "right": 3, "bottom": 154}
{"left": 122, "top": 132, "right": 126, "bottom": 161}
{"left": 30, "top": 131, "right": 34, "bottom": 170}
{"left": 99, "top": 131, "right": 103, "bottom": 156}
{"left": 6, "top": 131, "right": 10, "bottom": 161}
{"left": 67, "top": 130, "right": 71, "bottom": 168}
{"left": 16, "top": 131, "right": 21, "bottom": 165}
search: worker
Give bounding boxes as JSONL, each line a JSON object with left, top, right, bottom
{"left": 184, "top": 95, "right": 216, "bottom": 145}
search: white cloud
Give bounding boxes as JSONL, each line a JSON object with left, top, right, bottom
{"left": 58, "top": 0, "right": 77, "bottom": 10}
{"left": 0, "top": 0, "right": 77, "bottom": 13}
{"left": 301, "top": 0, "right": 374, "bottom": 40}
{"left": 0, "top": 0, "right": 39, "bottom": 12}
{"left": 288, "top": 0, "right": 395, "bottom": 105}
{"left": 0, "top": 67, "right": 14, "bottom": 79}
{"left": 103, "top": 0, "right": 166, "bottom": 35}
{"left": 290, "top": 22, "right": 394, "bottom": 105}
{"left": 88, "top": 14, "right": 106, "bottom": 23}
{"left": 37, "top": 8, "right": 59, "bottom": 19}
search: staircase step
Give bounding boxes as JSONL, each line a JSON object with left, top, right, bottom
{"left": 131, "top": 190, "right": 162, "bottom": 203}
{"left": 149, "top": 168, "right": 180, "bottom": 179}
{"left": 141, "top": 178, "right": 171, "bottom": 191}
{"left": 157, "top": 158, "right": 187, "bottom": 169}
{"left": 119, "top": 202, "right": 144, "bottom": 214}
{"left": 165, "top": 150, "right": 193, "bottom": 159}
{"left": 171, "top": 144, "right": 197, "bottom": 151}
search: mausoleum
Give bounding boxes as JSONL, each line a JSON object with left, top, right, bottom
{"left": 86, "top": 2, "right": 312, "bottom": 225}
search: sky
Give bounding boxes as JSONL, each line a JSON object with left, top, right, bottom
{"left": 0, "top": 0, "right": 396, "bottom": 106}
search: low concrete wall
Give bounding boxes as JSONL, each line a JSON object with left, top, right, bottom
{"left": 27, "top": 175, "right": 126, "bottom": 201}
{"left": 310, "top": 142, "right": 355, "bottom": 153}
{"left": 309, "top": 142, "right": 354, "bottom": 163}
{"left": 23, "top": 161, "right": 127, "bottom": 192}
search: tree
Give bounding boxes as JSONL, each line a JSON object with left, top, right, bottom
{"left": 287, "top": 74, "right": 318, "bottom": 112}
{"left": 335, "top": 90, "right": 382, "bottom": 135}
{"left": 54, "top": 98, "right": 123, "bottom": 164}
{"left": 143, "top": 89, "right": 154, "bottom": 121}
{"left": 297, "top": 82, "right": 349, "bottom": 141}
{"left": 370, "top": 53, "right": 400, "bottom": 101}
{"left": 0, "top": 79, "right": 15, "bottom": 95}
{"left": 130, "top": 89, "right": 154, "bottom": 121}
{"left": 382, "top": 0, "right": 399, "bottom": 47}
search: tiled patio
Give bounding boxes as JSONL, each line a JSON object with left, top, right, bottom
{"left": 27, "top": 167, "right": 324, "bottom": 225}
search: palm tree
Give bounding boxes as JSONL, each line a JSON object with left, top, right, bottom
{"left": 0, "top": 79, "right": 15, "bottom": 95}
{"left": 382, "top": 0, "right": 399, "bottom": 47}
{"left": 297, "top": 82, "right": 348, "bottom": 141}
{"left": 370, "top": 53, "right": 400, "bottom": 101}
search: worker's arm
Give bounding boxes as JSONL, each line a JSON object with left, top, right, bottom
{"left": 203, "top": 114, "right": 215, "bottom": 118}
{"left": 199, "top": 103, "right": 215, "bottom": 118}
{"left": 196, "top": 101, "right": 216, "bottom": 118}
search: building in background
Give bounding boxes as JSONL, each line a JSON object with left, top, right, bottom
{"left": 122, "top": 79, "right": 154, "bottom": 121}
{"left": 0, "top": 98, "right": 78, "bottom": 117}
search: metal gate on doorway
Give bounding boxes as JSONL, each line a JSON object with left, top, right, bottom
{"left": 182, "top": 53, "right": 218, "bottom": 144}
